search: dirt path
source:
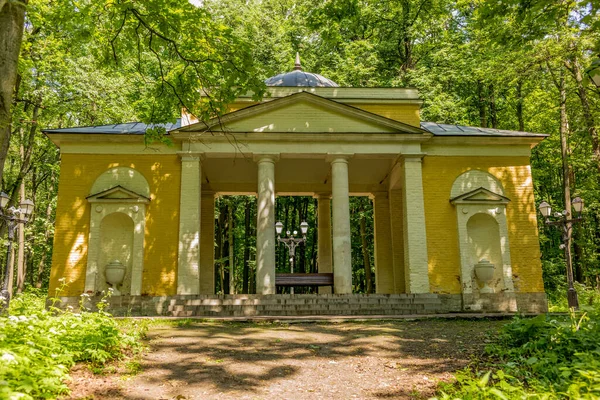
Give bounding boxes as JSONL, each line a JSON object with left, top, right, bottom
{"left": 68, "top": 319, "right": 507, "bottom": 400}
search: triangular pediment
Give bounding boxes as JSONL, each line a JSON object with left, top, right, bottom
{"left": 87, "top": 185, "right": 150, "bottom": 203}
{"left": 174, "top": 92, "right": 429, "bottom": 135}
{"left": 450, "top": 187, "right": 510, "bottom": 205}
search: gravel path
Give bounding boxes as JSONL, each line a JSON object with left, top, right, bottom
{"left": 67, "top": 319, "right": 507, "bottom": 400}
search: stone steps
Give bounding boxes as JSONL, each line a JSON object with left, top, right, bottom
{"left": 142, "top": 294, "right": 443, "bottom": 317}
{"left": 65, "top": 293, "right": 447, "bottom": 317}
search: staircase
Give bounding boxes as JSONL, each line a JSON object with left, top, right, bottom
{"left": 128, "top": 293, "right": 445, "bottom": 317}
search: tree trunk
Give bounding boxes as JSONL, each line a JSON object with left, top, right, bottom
{"left": 310, "top": 198, "right": 317, "bottom": 273}
{"left": 477, "top": 81, "right": 487, "bottom": 128}
{"left": 573, "top": 228, "right": 584, "bottom": 284}
{"left": 35, "top": 200, "right": 53, "bottom": 288}
{"left": 516, "top": 80, "right": 524, "bottom": 131}
{"left": 359, "top": 210, "right": 373, "bottom": 294}
{"left": 216, "top": 200, "right": 225, "bottom": 294}
{"left": 566, "top": 58, "right": 600, "bottom": 179}
{"left": 242, "top": 197, "right": 250, "bottom": 294}
{"left": 7, "top": 238, "right": 15, "bottom": 297}
{"left": 559, "top": 70, "right": 577, "bottom": 307}
{"left": 489, "top": 84, "right": 497, "bottom": 129}
{"left": 0, "top": 1, "right": 27, "bottom": 183}
{"left": 16, "top": 173, "right": 25, "bottom": 293}
{"left": 9, "top": 103, "right": 39, "bottom": 207}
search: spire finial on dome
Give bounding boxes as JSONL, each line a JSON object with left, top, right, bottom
{"left": 294, "top": 52, "right": 302, "bottom": 71}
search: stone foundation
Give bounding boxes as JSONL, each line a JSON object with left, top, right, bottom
{"left": 49, "top": 292, "right": 548, "bottom": 317}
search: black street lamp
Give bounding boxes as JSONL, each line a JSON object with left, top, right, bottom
{"left": 275, "top": 221, "right": 309, "bottom": 294}
{"left": 538, "top": 196, "right": 584, "bottom": 310}
{"left": 0, "top": 192, "right": 35, "bottom": 314}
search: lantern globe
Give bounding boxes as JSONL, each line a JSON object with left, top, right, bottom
{"left": 539, "top": 201, "right": 552, "bottom": 218}
{"left": 0, "top": 192, "right": 8, "bottom": 209}
{"left": 300, "top": 221, "right": 309, "bottom": 235}
{"left": 572, "top": 197, "right": 584, "bottom": 214}
{"left": 21, "top": 199, "right": 35, "bottom": 216}
{"left": 275, "top": 221, "right": 283, "bottom": 235}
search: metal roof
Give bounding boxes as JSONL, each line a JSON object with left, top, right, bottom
{"left": 264, "top": 52, "right": 339, "bottom": 87}
{"left": 42, "top": 118, "right": 546, "bottom": 138}
{"left": 43, "top": 119, "right": 181, "bottom": 135}
{"left": 420, "top": 122, "right": 548, "bottom": 137}
{"left": 265, "top": 70, "right": 339, "bottom": 87}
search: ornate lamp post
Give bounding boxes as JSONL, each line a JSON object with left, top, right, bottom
{"left": 538, "top": 196, "right": 584, "bottom": 310}
{"left": 0, "top": 192, "right": 34, "bottom": 313}
{"left": 275, "top": 221, "right": 309, "bottom": 294}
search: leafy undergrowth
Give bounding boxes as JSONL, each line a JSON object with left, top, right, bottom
{"left": 434, "top": 307, "right": 600, "bottom": 399}
{"left": 547, "top": 283, "right": 600, "bottom": 313}
{"left": 0, "top": 289, "right": 147, "bottom": 400}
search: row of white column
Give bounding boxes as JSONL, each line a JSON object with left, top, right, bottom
{"left": 176, "top": 153, "right": 430, "bottom": 296}
{"left": 255, "top": 154, "right": 353, "bottom": 294}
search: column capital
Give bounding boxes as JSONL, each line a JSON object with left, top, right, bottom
{"left": 326, "top": 153, "right": 354, "bottom": 163}
{"left": 253, "top": 153, "right": 280, "bottom": 163}
{"left": 401, "top": 153, "right": 426, "bottom": 162}
{"left": 369, "top": 191, "right": 388, "bottom": 200}
{"left": 314, "top": 192, "right": 332, "bottom": 199}
{"left": 177, "top": 151, "right": 205, "bottom": 162}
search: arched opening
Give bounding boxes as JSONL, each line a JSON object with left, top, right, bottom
{"left": 97, "top": 213, "right": 134, "bottom": 295}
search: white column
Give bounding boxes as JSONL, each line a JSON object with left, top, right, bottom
{"left": 177, "top": 155, "right": 202, "bottom": 295}
{"left": 255, "top": 154, "right": 278, "bottom": 295}
{"left": 402, "top": 156, "right": 430, "bottom": 293}
{"left": 330, "top": 156, "right": 353, "bottom": 294}
{"left": 316, "top": 193, "right": 333, "bottom": 294}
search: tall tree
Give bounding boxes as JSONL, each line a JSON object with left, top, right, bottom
{"left": 0, "top": 0, "right": 27, "bottom": 184}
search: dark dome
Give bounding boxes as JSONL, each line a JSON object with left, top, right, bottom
{"left": 265, "top": 53, "right": 339, "bottom": 87}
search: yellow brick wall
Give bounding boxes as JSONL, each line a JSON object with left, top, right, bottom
{"left": 422, "top": 156, "right": 544, "bottom": 294}
{"left": 350, "top": 104, "right": 421, "bottom": 127}
{"left": 228, "top": 102, "right": 421, "bottom": 127}
{"left": 50, "top": 154, "right": 181, "bottom": 296}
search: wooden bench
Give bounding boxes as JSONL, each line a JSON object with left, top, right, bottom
{"left": 275, "top": 273, "right": 334, "bottom": 289}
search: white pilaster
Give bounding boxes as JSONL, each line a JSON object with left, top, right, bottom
{"left": 402, "top": 156, "right": 430, "bottom": 293}
{"left": 330, "top": 155, "right": 353, "bottom": 294}
{"left": 389, "top": 189, "right": 406, "bottom": 293}
{"left": 199, "top": 191, "right": 215, "bottom": 294}
{"left": 177, "top": 154, "right": 202, "bottom": 295}
{"left": 316, "top": 193, "right": 333, "bottom": 294}
{"left": 255, "top": 154, "right": 278, "bottom": 295}
{"left": 372, "top": 192, "right": 395, "bottom": 294}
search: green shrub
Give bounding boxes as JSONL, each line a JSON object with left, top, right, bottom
{"left": 0, "top": 289, "right": 147, "bottom": 399}
{"left": 547, "top": 283, "right": 600, "bottom": 313}
{"left": 435, "top": 311, "right": 600, "bottom": 399}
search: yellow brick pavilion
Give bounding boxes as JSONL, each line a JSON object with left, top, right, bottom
{"left": 44, "top": 59, "right": 548, "bottom": 315}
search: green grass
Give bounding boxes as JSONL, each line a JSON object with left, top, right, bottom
{"left": 0, "top": 289, "right": 148, "bottom": 400}
{"left": 434, "top": 288, "right": 600, "bottom": 399}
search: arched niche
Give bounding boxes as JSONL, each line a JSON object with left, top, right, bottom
{"left": 451, "top": 170, "right": 504, "bottom": 199}
{"left": 97, "top": 213, "right": 134, "bottom": 294}
{"left": 91, "top": 166, "right": 150, "bottom": 199}
{"left": 450, "top": 170, "right": 515, "bottom": 301}
{"left": 84, "top": 167, "right": 150, "bottom": 296}
{"left": 466, "top": 213, "right": 504, "bottom": 292}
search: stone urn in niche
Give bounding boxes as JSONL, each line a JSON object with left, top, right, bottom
{"left": 474, "top": 259, "right": 495, "bottom": 294}
{"left": 105, "top": 260, "right": 126, "bottom": 295}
